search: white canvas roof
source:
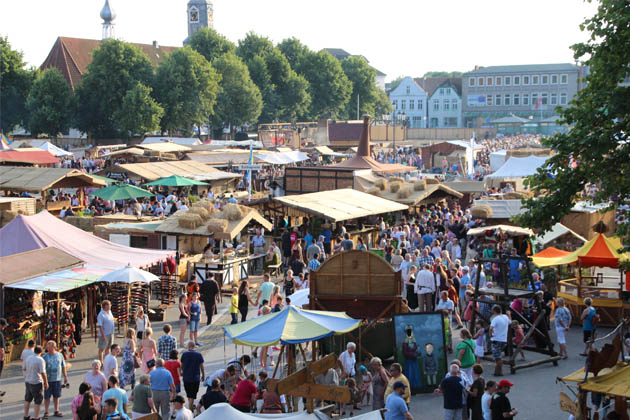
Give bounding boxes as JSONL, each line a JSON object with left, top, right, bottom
{"left": 485, "top": 156, "right": 549, "bottom": 179}
{"left": 141, "top": 137, "right": 202, "bottom": 146}
{"left": 535, "top": 223, "right": 587, "bottom": 247}
{"left": 489, "top": 150, "right": 507, "bottom": 172}
{"left": 473, "top": 199, "right": 525, "bottom": 219}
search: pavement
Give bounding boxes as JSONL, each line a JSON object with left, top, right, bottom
{"left": 0, "top": 292, "right": 609, "bottom": 420}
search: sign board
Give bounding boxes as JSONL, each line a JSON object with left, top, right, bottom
{"left": 106, "top": 172, "right": 127, "bottom": 180}
{"left": 467, "top": 95, "right": 487, "bottom": 107}
{"left": 238, "top": 164, "right": 263, "bottom": 171}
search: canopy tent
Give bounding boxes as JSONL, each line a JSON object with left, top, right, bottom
{"left": 5, "top": 266, "right": 111, "bottom": 293}
{"left": 561, "top": 363, "right": 630, "bottom": 398}
{"left": 0, "top": 211, "right": 174, "bottom": 270}
{"left": 0, "top": 166, "right": 106, "bottom": 193}
{"left": 101, "top": 147, "right": 145, "bottom": 158}
{"left": 89, "top": 184, "right": 154, "bottom": 200}
{"left": 0, "top": 247, "right": 84, "bottom": 286}
{"left": 0, "top": 134, "right": 11, "bottom": 150}
{"left": 314, "top": 146, "right": 347, "bottom": 157}
{"left": 532, "top": 247, "right": 571, "bottom": 260}
{"left": 256, "top": 151, "right": 309, "bottom": 165}
{"left": 274, "top": 189, "right": 408, "bottom": 222}
{"left": 197, "top": 403, "right": 383, "bottom": 420}
{"left": 0, "top": 150, "right": 58, "bottom": 165}
{"left": 485, "top": 155, "right": 549, "bottom": 179}
{"left": 224, "top": 305, "right": 361, "bottom": 346}
{"left": 102, "top": 161, "right": 240, "bottom": 183}
{"left": 489, "top": 150, "right": 507, "bottom": 172}
{"left": 532, "top": 233, "right": 630, "bottom": 268}
{"left": 29, "top": 140, "right": 73, "bottom": 157}
{"left": 99, "top": 264, "right": 160, "bottom": 284}
{"left": 144, "top": 175, "right": 209, "bottom": 187}
{"left": 141, "top": 137, "right": 202, "bottom": 146}
{"left": 467, "top": 224, "right": 534, "bottom": 237}
{"left": 534, "top": 223, "right": 587, "bottom": 248}
{"left": 135, "top": 143, "right": 191, "bottom": 153}
{"left": 472, "top": 200, "right": 525, "bottom": 219}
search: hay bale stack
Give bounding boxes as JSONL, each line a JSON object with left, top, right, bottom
{"left": 470, "top": 205, "right": 493, "bottom": 219}
{"left": 207, "top": 219, "right": 228, "bottom": 233}
{"left": 178, "top": 213, "right": 203, "bottom": 229}
{"left": 389, "top": 181, "right": 402, "bottom": 193}
{"left": 188, "top": 207, "right": 210, "bottom": 220}
{"left": 426, "top": 178, "right": 440, "bottom": 185}
{"left": 397, "top": 187, "right": 412, "bottom": 199}
{"left": 414, "top": 179, "right": 427, "bottom": 191}
{"left": 219, "top": 204, "right": 249, "bottom": 221}
{"left": 388, "top": 176, "right": 404, "bottom": 184}
{"left": 374, "top": 178, "right": 388, "bottom": 191}
{"left": 194, "top": 200, "right": 218, "bottom": 214}
{"left": 505, "top": 191, "right": 532, "bottom": 200}
{"left": 367, "top": 187, "right": 381, "bottom": 197}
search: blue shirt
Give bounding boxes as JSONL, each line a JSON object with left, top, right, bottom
{"left": 181, "top": 350, "right": 205, "bottom": 382}
{"left": 304, "top": 234, "right": 313, "bottom": 248}
{"left": 322, "top": 229, "right": 332, "bottom": 243}
{"left": 384, "top": 392, "right": 408, "bottom": 420}
{"left": 422, "top": 234, "right": 434, "bottom": 247}
{"left": 102, "top": 387, "right": 129, "bottom": 410}
{"left": 150, "top": 367, "right": 174, "bottom": 391}
{"left": 583, "top": 307, "right": 596, "bottom": 331}
{"left": 42, "top": 352, "right": 65, "bottom": 382}
{"left": 440, "top": 375, "right": 464, "bottom": 409}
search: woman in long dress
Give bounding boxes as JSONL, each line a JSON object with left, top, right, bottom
{"left": 138, "top": 327, "right": 157, "bottom": 374}
{"left": 370, "top": 357, "right": 390, "bottom": 410}
{"left": 119, "top": 328, "right": 137, "bottom": 389}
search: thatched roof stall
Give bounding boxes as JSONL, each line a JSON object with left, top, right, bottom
{"left": 0, "top": 166, "right": 106, "bottom": 193}
{"left": 355, "top": 174, "right": 463, "bottom": 207}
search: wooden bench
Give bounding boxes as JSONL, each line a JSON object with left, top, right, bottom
{"left": 265, "top": 263, "right": 282, "bottom": 279}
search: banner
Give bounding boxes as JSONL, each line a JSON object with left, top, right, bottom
{"left": 467, "top": 95, "right": 486, "bottom": 107}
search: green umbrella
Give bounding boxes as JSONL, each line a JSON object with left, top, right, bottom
{"left": 88, "top": 174, "right": 118, "bottom": 184}
{"left": 89, "top": 184, "right": 154, "bottom": 200}
{"left": 143, "top": 175, "right": 209, "bottom": 187}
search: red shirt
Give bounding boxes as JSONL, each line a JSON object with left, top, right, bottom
{"left": 231, "top": 379, "right": 256, "bottom": 407}
{"left": 164, "top": 360, "right": 181, "bottom": 385}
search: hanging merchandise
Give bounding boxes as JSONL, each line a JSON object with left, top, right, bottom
{"left": 109, "top": 283, "right": 130, "bottom": 332}
{"left": 44, "top": 300, "right": 78, "bottom": 359}
{"left": 3, "top": 289, "right": 42, "bottom": 360}
{"left": 130, "top": 283, "right": 149, "bottom": 315}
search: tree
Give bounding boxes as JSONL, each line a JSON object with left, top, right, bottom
{"left": 387, "top": 76, "right": 405, "bottom": 92}
{"left": 189, "top": 28, "right": 236, "bottom": 63}
{"left": 75, "top": 39, "right": 154, "bottom": 139}
{"left": 236, "top": 32, "right": 274, "bottom": 63}
{"left": 277, "top": 37, "right": 310, "bottom": 70}
{"left": 212, "top": 52, "right": 262, "bottom": 133}
{"left": 423, "top": 71, "right": 463, "bottom": 78}
{"left": 516, "top": 0, "right": 630, "bottom": 245}
{"left": 25, "top": 68, "right": 74, "bottom": 137}
{"left": 154, "top": 47, "right": 221, "bottom": 133}
{"left": 342, "top": 55, "right": 383, "bottom": 119}
{"left": 113, "top": 82, "right": 163, "bottom": 138}
{"left": 0, "top": 36, "right": 34, "bottom": 134}
{"left": 374, "top": 88, "right": 393, "bottom": 118}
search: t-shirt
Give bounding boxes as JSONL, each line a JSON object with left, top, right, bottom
{"left": 103, "top": 353, "right": 117, "bottom": 379}
{"left": 340, "top": 239, "right": 354, "bottom": 251}
{"left": 200, "top": 279, "right": 219, "bottom": 303}
{"left": 174, "top": 407, "right": 194, "bottom": 420}
{"left": 490, "top": 314, "right": 510, "bottom": 343}
{"left": 230, "top": 294, "right": 239, "bottom": 314}
{"left": 181, "top": 350, "right": 204, "bottom": 383}
{"left": 482, "top": 393, "right": 492, "bottom": 420}
{"left": 384, "top": 392, "right": 408, "bottom": 420}
{"left": 231, "top": 379, "right": 256, "bottom": 406}
{"left": 164, "top": 360, "right": 182, "bottom": 385}
{"left": 456, "top": 339, "right": 476, "bottom": 368}
{"left": 131, "top": 384, "right": 152, "bottom": 414}
{"left": 338, "top": 350, "right": 356, "bottom": 376}
{"left": 201, "top": 389, "right": 227, "bottom": 409}
{"left": 555, "top": 307, "right": 572, "bottom": 329}
{"left": 491, "top": 392, "right": 513, "bottom": 420}
{"left": 259, "top": 282, "right": 275, "bottom": 304}
{"left": 150, "top": 367, "right": 174, "bottom": 391}
{"left": 440, "top": 375, "right": 464, "bottom": 409}
{"left": 97, "top": 310, "right": 115, "bottom": 336}
{"left": 43, "top": 351, "right": 65, "bottom": 382}
{"left": 21, "top": 348, "right": 35, "bottom": 373}
{"left": 102, "top": 387, "right": 128, "bottom": 412}
{"left": 25, "top": 355, "right": 46, "bottom": 384}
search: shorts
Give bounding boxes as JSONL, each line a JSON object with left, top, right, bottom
{"left": 25, "top": 382, "right": 44, "bottom": 404}
{"left": 98, "top": 333, "right": 113, "bottom": 350}
{"left": 176, "top": 384, "right": 181, "bottom": 393}
{"left": 184, "top": 381, "right": 200, "bottom": 399}
{"left": 556, "top": 327, "right": 567, "bottom": 344}
{"left": 231, "top": 403, "right": 251, "bottom": 413}
{"left": 324, "top": 242, "right": 331, "bottom": 255}
{"left": 180, "top": 318, "right": 188, "bottom": 328}
{"left": 491, "top": 341, "right": 507, "bottom": 360}
{"left": 584, "top": 329, "right": 594, "bottom": 343}
{"left": 189, "top": 319, "right": 200, "bottom": 332}
{"left": 45, "top": 381, "right": 62, "bottom": 399}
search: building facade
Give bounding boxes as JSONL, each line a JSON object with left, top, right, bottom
{"left": 419, "top": 78, "right": 462, "bottom": 128}
{"left": 388, "top": 77, "right": 428, "bottom": 128}
{"left": 185, "top": 0, "right": 214, "bottom": 43}
{"left": 461, "top": 63, "right": 580, "bottom": 128}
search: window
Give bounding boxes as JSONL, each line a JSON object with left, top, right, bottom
{"left": 523, "top": 93, "right": 529, "bottom": 106}
{"left": 439, "top": 88, "right": 445, "bottom": 95}
{"left": 513, "top": 76, "right": 521, "bottom": 85}
{"left": 406, "top": 86, "right": 410, "bottom": 94}
{"left": 469, "top": 77, "right": 475, "bottom": 87}
{"left": 495, "top": 94, "right": 502, "bottom": 106}
{"left": 523, "top": 75, "right": 530, "bottom": 85}
{"left": 514, "top": 93, "right": 520, "bottom": 105}
{"left": 487, "top": 94, "right": 493, "bottom": 106}
{"left": 550, "top": 93, "right": 558, "bottom": 105}
{"left": 551, "top": 74, "right": 558, "bottom": 84}
{"left": 418, "top": 100, "right": 423, "bottom": 110}
{"left": 452, "top": 100, "right": 458, "bottom": 110}
{"left": 189, "top": 6, "right": 199, "bottom": 22}
{"left": 560, "top": 93, "right": 568, "bottom": 105}
{"left": 531, "top": 93, "right": 539, "bottom": 106}
{"left": 532, "top": 75, "right": 539, "bottom": 85}
{"left": 401, "top": 100, "right": 406, "bottom": 110}
{"left": 495, "top": 76, "right": 502, "bottom": 86}
{"left": 505, "top": 76, "right": 511, "bottom": 86}
{"left": 433, "top": 100, "right": 439, "bottom": 111}
{"left": 487, "top": 77, "right": 493, "bottom": 86}
{"left": 409, "top": 100, "right": 414, "bottom": 110}
{"left": 504, "top": 94, "right": 511, "bottom": 106}
{"left": 444, "top": 100, "right": 450, "bottom": 111}
{"left": 392, "top": 100, "right": 397, "bottom": 109}
{"left": 542, "top": 75, "right": 549, "bottom": 85}
{"left": 561, "top": 74, "right": 568, "bottom": 84}
{"left": 542, "top": 92, "right": 548, "bottom": 105}
{"left": 478, "top": 77, "right": 484, "bottom": 86}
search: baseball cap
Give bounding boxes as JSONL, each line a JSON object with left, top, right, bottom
{"left": 393, "top": 381, "right": 408, "bottom": 390}
{"left": 462, "top": 266, "right": 469, "bottom": 272}
{"left": 498, "top": 379, "right": 514, "bottom": 388}
{"left": 171, "top": 395, "right": 186, "bottom": 404}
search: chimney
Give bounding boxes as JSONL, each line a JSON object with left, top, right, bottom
{"left": 357, "top": 115, "right": 371, "bottom": 158}
{"left": 152, "top": 40, "right": 159, "bottom": 49}
{"left": 474, "top": 65, "right": 479, "bottom": 71}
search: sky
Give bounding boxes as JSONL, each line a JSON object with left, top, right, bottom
{"left": 1, "top": 0, "right": 598, "bottom": 80}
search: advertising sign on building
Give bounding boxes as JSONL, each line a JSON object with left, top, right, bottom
{"left": 467, "top": 95, "right": 487, "bottom": 107}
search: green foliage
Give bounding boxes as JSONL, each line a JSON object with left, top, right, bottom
{"left": 212, "top": 52, "right": 262, "bottom": 132}
{"left": 516, "top": 0, "right": 630, "bottom": 246}
{"left": 75, "top": 39, "right": 154, "bottom": 139}
{"left": 423, "top": 71, "right": 463, "bottom": 78}
{"left": 0, "top": 36, "right": 35, "bottom": 133}
{"left": 25, "top": 68, "right": 74, "bottom": 137}
{"left": 189, "top": 28, "right": 236, "bottom": 63}
{"left": 236, "top": 32, "right": 274, "bottom": 62}
{"left": 113, "top": 82, "right": 163, "bottom": 138}
{"left": 387, "top": 76, "right": 406, "bottom": 92}
{"left": 277, "top": 37, "right": 310, "bottom": 71}
{"left": 374, "top": 88, "right": 393, "bottom": 117}
{"left": 342, "top": 55, "right": 382, "bottom": 119}
{"left": 154, "top": 46, "right": 221, "bottom": 133}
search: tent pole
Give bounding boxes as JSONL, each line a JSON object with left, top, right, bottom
{"left": 56, "top": 292, "right": 61, "bottom": 349}
{"left": 272, "top": 344, "right": 284, "bottom": 379}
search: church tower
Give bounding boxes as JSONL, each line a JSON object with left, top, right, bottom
{"left": 185, "top": 0, "right": 213, "bottom": 44}
{"left": 100, "top": 0, "right": 116, "bottom": 40}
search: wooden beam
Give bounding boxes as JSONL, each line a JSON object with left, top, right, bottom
{"left": 285, "top": 383, "right": 351, "bottom": 403}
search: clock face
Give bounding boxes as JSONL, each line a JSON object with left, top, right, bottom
{"left": 189, "top": 7, "right": 199, "bottom": 23}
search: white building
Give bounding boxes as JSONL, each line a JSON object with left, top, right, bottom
{"left": 388, "top": 77, "right": 428, "bottom": 128}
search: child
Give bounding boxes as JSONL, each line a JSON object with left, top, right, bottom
{"left": 358, "top": 365, "right": 372, "bottom": 406}
{"left": 164, "top": 349, "right": 182, "bottom": 393}
{"left": 230, "top": 287, "right": 239, "bottom": 324}
{"left": 473, "top": 320, "right": 486, "bottom": 363}
{"left": 342, "top": 378, "right": 360, "bottom": 417}
{"left": 511, "top": 320, "right": 526, "bottom": 360}
{"left": 481, "top": 380, "right": 497, "bottom": 420}
{"left": 257, "top": 300, "right": 269, "bottom": 316}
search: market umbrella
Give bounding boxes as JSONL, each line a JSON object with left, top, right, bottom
{"left": 224, "top": 305, "right": 360, "bottom": 346}
{"left": 99, "top": 264, "right": 160, "bottom": 284}
{"left": 143, "top": 175, "right": 209, "bottom": 187}
{"left": 89, "top": 184, "right": 154, "bottom": 200}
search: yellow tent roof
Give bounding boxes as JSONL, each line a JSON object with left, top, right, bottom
{"left": 532, "top": 233, "right": 629, "bottom": 268}
{"left": 561, "top": 363, "right": 630, "bottom": 398}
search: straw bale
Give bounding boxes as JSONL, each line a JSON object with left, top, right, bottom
{"left": 374, "top": 178, "right": 388, "bottom": 191}
{"left": 188, "top": 207, "right": 210, "bottom": 220}
{"left": 505, "top": 191, "right": 532, "bottom": 200}
{"left": 389, "top": 181, "right": 402, "bottom": 193}
{"left": 414, "top": 179, "right": 426, "bottom": 191}
{"left": 470, "top": 205, "right": 493, "bottom": 219}
{"left": 206, "top": 219, "right": 228, "bottom": 233}
{"left": 388, "top": 176, "right": 405, "bottom": 184}
{"left": 397, "top": 186, "right": 412, "bottom": 199}
{"left": 425, "top": 178, "right": 440, "bottom": 185}
{"left": 219, "top": 204, "right": 249, "bottom": 221}
{"left": 178, "top": 213, "right": 203, "bottom": 229}
{"left": 193, "top": 199, "right": 218, "bottom": 214}
{"left": 366, "top": 187, "right": 381, "bottom": 197}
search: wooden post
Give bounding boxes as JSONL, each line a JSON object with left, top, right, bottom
{"left": 56, "top": 293, "right": 61, "bottom": 349}
{"left": 287, "top": 344, "right": 296, "bottom": 412}
{"left": 577, "top": 261, "right": 582, "bottom": 300}
{"left": 271, "top": 345, "right": 285, "bottom": 379}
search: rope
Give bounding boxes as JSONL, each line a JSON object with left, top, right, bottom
{"left": 591, "top": 321, "right": 624, "bottom": 343}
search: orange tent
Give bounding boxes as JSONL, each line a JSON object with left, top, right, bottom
{"left": 532, "top": 247, "right": 570, "bottom": 259}
{"left": 532, "top": 234, "right": 629, "bottom": 268}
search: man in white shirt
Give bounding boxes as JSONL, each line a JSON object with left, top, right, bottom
{"left": 171, "top": 395, "right": 194, "bottom": 420}
{"left": 400, "top": 254, "right": 412, "bottom": 281}
{"left": 489, "top": 305, "right": 510, "bottom": 376}
{"left": 21, "top": 339, "right": 36, "bottom": 375}
{"left": 338, "top": 342, "right": 356, "bottom": 379}
{"left": 24, "top": 345, "right": 48, "bottom": 420}
{"left": 103, "top": 344, "right": 120, "bottom": 379}
{"left": 97, "top": 300, "right": 115, "bottom": 363}
{"left": 415, "top": 264, "right": 436, "bottom": 312}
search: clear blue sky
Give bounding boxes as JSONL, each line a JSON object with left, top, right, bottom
{"left": 1, "top": 0, "right": 598, "bottom": 79}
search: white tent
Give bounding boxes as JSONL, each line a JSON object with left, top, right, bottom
{"left": 142, "top": 137, "right": 202, "bottom": 146}
{"left": 485, "top": 156, "right": 549, "bottom": 179}
{"left": 196, "top": 403, "right": 382, "bottom": 420}
{"left": 256, "top": 151, "right": 310, "bottom": 165}
{"left": 489, "top": 150, "right": 507, "bottom": 172}
{"left": 37, "top": 141, "right": 73, "bottom": 157}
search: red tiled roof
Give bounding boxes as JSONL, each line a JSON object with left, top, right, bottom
{"left": 41, "top": 37, "right": 178, "bottom": 90}
{"left": 0, "top": 150, "right": 59, "bottom": 165}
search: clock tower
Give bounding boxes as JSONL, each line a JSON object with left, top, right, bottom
{"left": 185, "top": 0, "right": 214, "bottom": 44}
